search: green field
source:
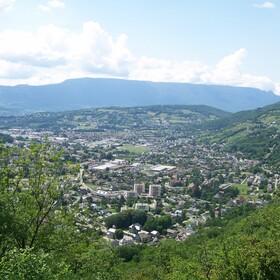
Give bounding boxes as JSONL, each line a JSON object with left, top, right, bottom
{"left": 120, "top": 144, "right": 150, "bottom": 153}
{"left": 232, "top": 183, "right": 249, "bottom": 197}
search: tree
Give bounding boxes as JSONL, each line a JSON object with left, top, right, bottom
{"left": 192, "top": 185, "right": 202, "bottom": 199}
{"left": 218, "top": 174, "right": 225, "bottom": 184}
{"left": 0, "top": 142, "right": 83, "bottom": 259}
{"left": 143, "top": 217, "right": 157, "bottom": 232}
{"left": 115, "top": 229, "right": 123, "bottom": 240}
{"left": 143, "top": 215, "right": 172, "bottom": 234}
{"left": 117, "top": 195, "right": 125, "bottom": 212}
{"left": 105, "top": 210, "right": 147, "bottom": 229}
{"left": 0, "top": 247, "right": 72, "bottom": 280}
{"left": 76, "top": 243, "right": 121, "bottom": 280}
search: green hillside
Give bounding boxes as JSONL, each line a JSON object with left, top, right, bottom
{"left": 203, "top": 102, "right": 280, "bottom": 169}
{"left": 0, "top": 104, "right": 230, "bottom": 131}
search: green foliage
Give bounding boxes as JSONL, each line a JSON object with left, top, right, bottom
{"left": 212, "top": 203, "right": 280, "bottom": 279}
{"left": 115, "top": 245, "right": 144, "bottom": 262}
{"left": 0, "top": 142, "right": 73, "bottom": 252}
{"left": 0, "top": 247, "right": 72, "bottom": 280}
{"left": 0, "top": 142, "right": 93, "bottom": 276}
{"left": 230, "top": 128, "right": 279, "bottom": 160}
{"left": 75, "top": 243, "right": 121, "bottom": 280}
{"left": 143, "top": 215, "right": 172, "bottom": 233}
{"left": 115, "top": 229, "right": 124, "bottom": 240}
{"left": 105, "top": 210, "right": 147, "bottom": 229}
{"left": 114, "top": 202, "right": 280, "bottom": 280}
{"left": 0, "top": 104, "right": 229, "bottom": 133}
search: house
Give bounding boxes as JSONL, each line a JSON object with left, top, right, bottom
{"left": 123, "top": 231, "right": 141, "bottom": 242}
{"left": 166, "top": 229, "right": 177, "bottom": 238}
{"left": 119, "top": 236, "right": 134, "bottom": 246}
{"left": 129, "top": 223, "right": 142, "bottom": 233}
{"left": 138, "top": 230, "right": 152, "bottom": 242}
{"left": 107, "top": 228, "right": 116, "bottom": 239}
{"left": 151, "top": 230, "right": 159, "bottom": 237}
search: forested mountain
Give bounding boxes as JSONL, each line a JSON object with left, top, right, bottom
{"left": 0, "top": 78, "right": 279, "bottom": 114}
{"left": 202, "top": 102, "right": 280, "bottom": 168}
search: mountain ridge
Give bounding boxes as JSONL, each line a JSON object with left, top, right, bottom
{"left": 0, "top": 78, "right": 279, "bottom": 114}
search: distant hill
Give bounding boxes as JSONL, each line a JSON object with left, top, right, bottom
{"left": 0, "top": 78, "right": 279, "bottom": 115}
{"left": 0, "top": 104, "right": 230, "bottom": 132}
{"left": 203, "top": 102, "right": 280, "bottom": 168}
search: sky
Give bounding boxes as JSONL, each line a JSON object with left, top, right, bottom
{"left": 0, "top": 0, "right": 279, "bottom": 95}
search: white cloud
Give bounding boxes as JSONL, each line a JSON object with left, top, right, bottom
{"left": 0, "top": 22, "right": 133, "bottom": 85}
{"left": 0, "top": 0, "right": 14, "bottom": 12}
{"left": 254, "top": 2, "right": 276, "bottom": 8}
{"left": 208, "top": 48, "right": 247, "bottom": 85}
{"left": 131, "top": 57, "right": 209, "bottom": 84}
{"left": 0, "top": 21, "right": 279, "bottom": 95}
{"left": 129, "top": 48, "right": 280, "bottom": 95}
{"left": 0, "top": 60, "right": 32, "bottom": 79}
{"left": 38, "top": 0, "right": 65, "bottom": 11}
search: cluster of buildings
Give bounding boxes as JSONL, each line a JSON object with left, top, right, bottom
{"left": 1, "top": 114, "right": 278, "bottom": 246}
{"left": 124, "top": 183, "right": 162, "bottom": 198}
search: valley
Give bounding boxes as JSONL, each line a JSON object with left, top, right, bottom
{"left": 0, "top": 102, "right": 279, "bottom": 279}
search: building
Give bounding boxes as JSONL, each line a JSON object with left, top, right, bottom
{"left": 134, "top": 183, "right": 145, "bottom": 194}
{"left": 149, "top": 184, "right": 162, "bottom": 197}
{"left": 124, "top": 191, "right": 138, "bottom": 199}
{"left": 138, "top": 230, "right": 152, "bottom": 242}
{"left": 151, "top": 165, "right": 176, "bottom": 173}
{"left": 129, "top": 223, "right": 142, "bottom": 233}
{"left": 135, "top": 203, "right": 150, "bottom": 211}
{"left": 107, "top": 228, "right": 116, "bottom": 239}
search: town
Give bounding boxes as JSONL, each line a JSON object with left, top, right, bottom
{"left": 1, "top": 106, "right": 278, "bottom": 247}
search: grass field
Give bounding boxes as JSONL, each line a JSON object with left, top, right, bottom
{"left": 120, "top": 144, "right": 150, "bottom": 153}
{"left": 232, "top": 183, "right": 249, "bottom": 196}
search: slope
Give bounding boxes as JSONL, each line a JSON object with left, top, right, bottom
{"left": 203, "top": 102, "right": 280, "bottom": 168}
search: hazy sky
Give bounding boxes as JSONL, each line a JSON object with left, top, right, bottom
{"left": 0, "top": 0, "right": 279, "bottom": 94}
